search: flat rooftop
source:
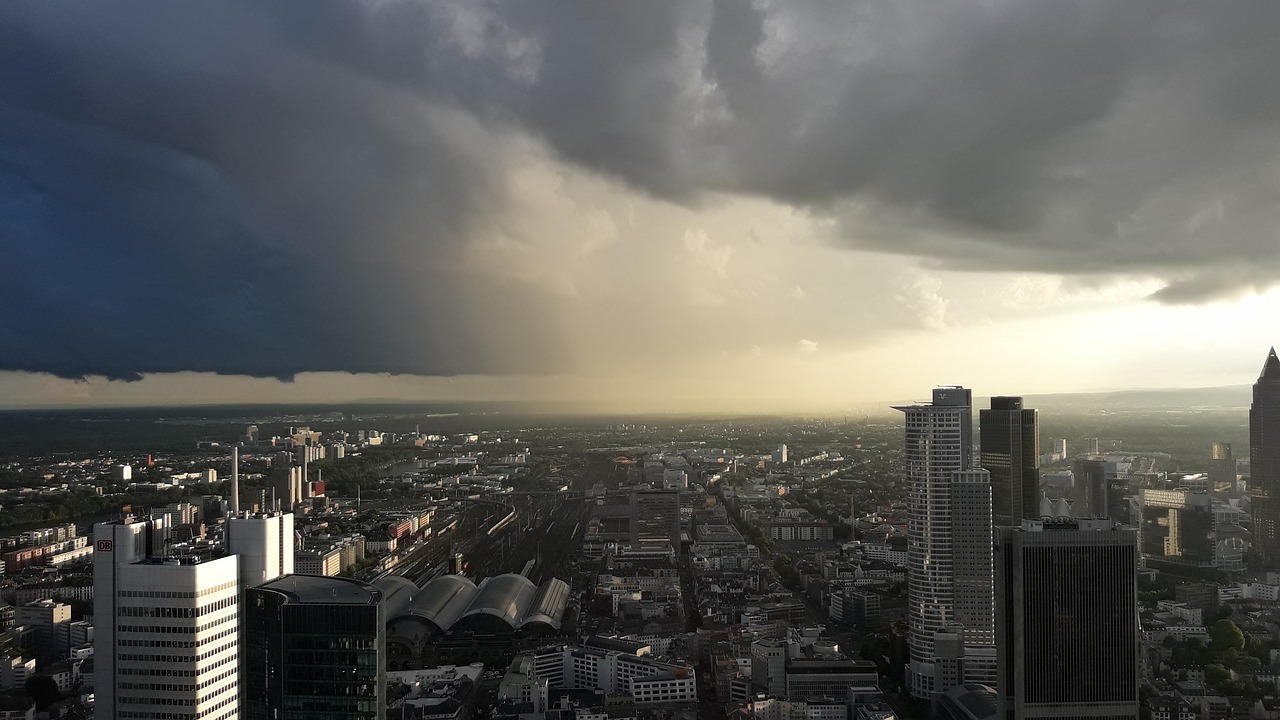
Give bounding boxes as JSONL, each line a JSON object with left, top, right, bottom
{"left": 254, "top": 574, "right": 381, "bottom": 605}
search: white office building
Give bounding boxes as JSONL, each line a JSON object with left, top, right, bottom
{"left": 225, "top": 511, "right": 294, "bottom": 587}
{"left": 526, "top": 645, "right": 696, "bottom": 704}
{"left": 94, "top": 516, "right": 242, "bottom": 720}
{"left": 896, "top": 387, "right": 995, "bottom": 699}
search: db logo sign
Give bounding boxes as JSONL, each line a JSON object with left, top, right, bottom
{"left": 97, "top": 540, "right": 113, "bottom": 552}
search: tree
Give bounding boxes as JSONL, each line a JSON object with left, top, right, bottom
{"left": 24, "top": 675, "right": 60, "bottom": 710}
{"left": 1204, "top": 663, "right": 1232, "bottom": 688}
{"left": 1209, "top": 619, "right": 1245, "bottom": 652}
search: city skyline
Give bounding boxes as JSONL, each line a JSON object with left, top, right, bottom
{"left": 6, "top": 4, "right": 1280, "bottom": 412}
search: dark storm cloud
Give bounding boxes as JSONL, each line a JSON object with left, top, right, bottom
{"left": 3, "top": 2, "right": 1279, "bottom": 381}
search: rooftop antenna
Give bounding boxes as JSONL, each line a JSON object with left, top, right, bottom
{"left": 231, "top": 446, "right": 241, "bottom": 519}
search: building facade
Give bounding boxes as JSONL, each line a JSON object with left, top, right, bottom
{"left": 1252, "top": 349, "right": 1280, "bottom": 565}
{"left": 93, "top": 516, "right": 242, "bottom": 720}
{"left": 995, "top": 518, "right": 1139, "bottom": 720}
{"left": 897, "top": 387, "right": 994, "bottom": 699}
{"left": 244, "top": 575, "right": 386, "bottom": 720}
{"left": 980, "top": 397, "right": 1040, "bottom": 528}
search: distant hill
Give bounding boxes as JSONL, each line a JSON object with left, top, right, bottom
{"left": 1021, "top": 385, "right": 1250, "bottom": 413}
{"left": 862, "top": 384, "right": 1253, "bottom": 417}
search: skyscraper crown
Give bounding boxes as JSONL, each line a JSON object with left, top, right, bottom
{"left": 1262, "top": 347, "right": 1280, "bottom": 381}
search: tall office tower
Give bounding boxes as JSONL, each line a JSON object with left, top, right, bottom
{"left": 226, "top": 511, "right": 295, "bottom": 587}
{"left": 980, "top": 397, "right": 1040, "bottom": 528}
{"left": 1252, "top": 349, "right": 1280, "bottom": 564}
{"left": 94, "top": 516, "right": 242, "bottom": 720}
{"left": 996, "top": 518, "right": 1138, "bottom": 720}
{"left": 244, "top": 575, "right": 386, "bottom": 720}
{"left": 898, "top": 387, "right": 993, "bottom": 698}
{"left": 630, "top": 489, "right": 682, "bottom": 553}
{"left": 952, "top": 470, "right": 994, "bottom": 650}
{"left": 1072, "top": 458, "right": 1108, "bottom": 519}
{"left": 1209, "top": 443, "right": 1236, "bottom": 494}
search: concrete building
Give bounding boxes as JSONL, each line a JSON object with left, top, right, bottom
{"left": 226, "top": 511, "right": 295, "bottom": 588}
{"left": 897, "top": 387, "right": 994, "bottom": 699}
{"left": 995, "top": 518, "right": 1138, "bottom": 720}
{"left": 93, "top": 515, "right": 242, "bottom": 720}
{"left": 12, "top": 599, "right": 69, "bottom": 661}
{"left": 630, "top": 489, "right": 682, "bottom": 554}
{"left": 521, "top": 644, "right": 696, "bottom": 704}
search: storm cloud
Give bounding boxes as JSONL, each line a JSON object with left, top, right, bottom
{"left": 3, "top": 1, "right": 1280, "bottom": 382}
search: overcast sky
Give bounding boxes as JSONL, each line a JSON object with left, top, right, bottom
{"left": 4, "top": 1, "right": 1280, "bottom": 412}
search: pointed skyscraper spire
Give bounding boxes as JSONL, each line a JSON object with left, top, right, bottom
{"left": 1263, "top": 347, "right": 1280, "bottom": 381}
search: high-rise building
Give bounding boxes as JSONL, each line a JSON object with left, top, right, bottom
{"left": 1251, "top": 349, "right": 1280, "bottom": 564}
{"left": 244, "top": 575, "right": 386, "bottom": 720}
{"left": 1138, "top": 489, "right": 1216, "bottom": 571}
{"left": 897, "top": 387, "right": 994, "bottom": 698}
{"left": 1072, "top": 458, "right": 1108, "bottom": 519}
{"left": 952, "top": 470, "right": 994, "bottom": 649}
{"left": 980, "top": 397, "right": 1039, "bottom": 528}
{"left": 93, "top": 516, "right": 243, "bottom": 720}
{"left": 1209, "top": 442, "right": 1236, "bottom": 494}
{"left": 226, "top": 511, "right": 295, "bottom": 587}
{"left": 630, "top": 489, "right": 682, "bottom": 554}
{"left": 995, "top": 518, "right": 1138, "bottom": 720}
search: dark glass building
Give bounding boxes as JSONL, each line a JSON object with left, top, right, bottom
{"left": 1072, "top": 458, "right": 1108, "bottom": 520}
{"left": 995, "top": 518, "right": 1138, "bottom": 720}
{"left": 1252, "top": 349, "right": 1280, "bottom": 565}
{"left": 245, "top": 575, "right": 386, "bottom": 720}
{"left": 980, "top": 397, "right": 1040, "bottom": 527}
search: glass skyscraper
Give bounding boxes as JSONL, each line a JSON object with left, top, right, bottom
{"left": 980, "top": 397, "right": 1040, "bottom": 528}
{"left": 245, "top": 575, "right": 386, "bottom": 720}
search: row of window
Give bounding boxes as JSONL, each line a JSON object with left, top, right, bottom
{"left": 119, "top": 638, "right": 195, "bottom": 649}
{"left": 118, "top": 581, "right": 237, "bottom": 600}
{"left": 199, "top": 665, "right": 236, "bottom": 691}
{"left": 118, "top": 596, "right": 237, "bottom": 619}
{"left": 120, "top": 682, "right": 195, "bottom": 693}
{"left": 117, "top": 637, "right": 236, "bottom": 667}
{"left": 120, "top": 697, "right": 195, "bottom": 706}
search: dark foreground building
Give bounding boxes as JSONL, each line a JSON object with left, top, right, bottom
{"left": 996, "top": 518, "right": 1138, "bottom": 720}
{"left": 245, "top": 574, "right": 386, "bottom": 720}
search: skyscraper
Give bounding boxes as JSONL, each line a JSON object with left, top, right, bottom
{"left": 630, "top": 489, "right": 682, "bottom": 554}
{"left": 226, "top": 511, "right": 295, "bottom": 587}
{"left": 1208, "top": 442, "right": 1236, "bottom": 494}
{"left": 897, "top": 387, "right": 994, "bottom": 698}
{"left": 244, "top": 575, "right": 386, "bottom": 720}
{"left": 1072, "top": 458, "right": 1108, "bottom": 519}
{"left": 93, "top": 516, "right": 243, "bottom": 720}
{"left": 1252, "top": 349, "right": 1280, "bottom": 565}
{"left": 980, "top": 397, "right": 1039, "bottom": 528}
{"left": 996, "top": 518, "right": 1138, "bottom": 720}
